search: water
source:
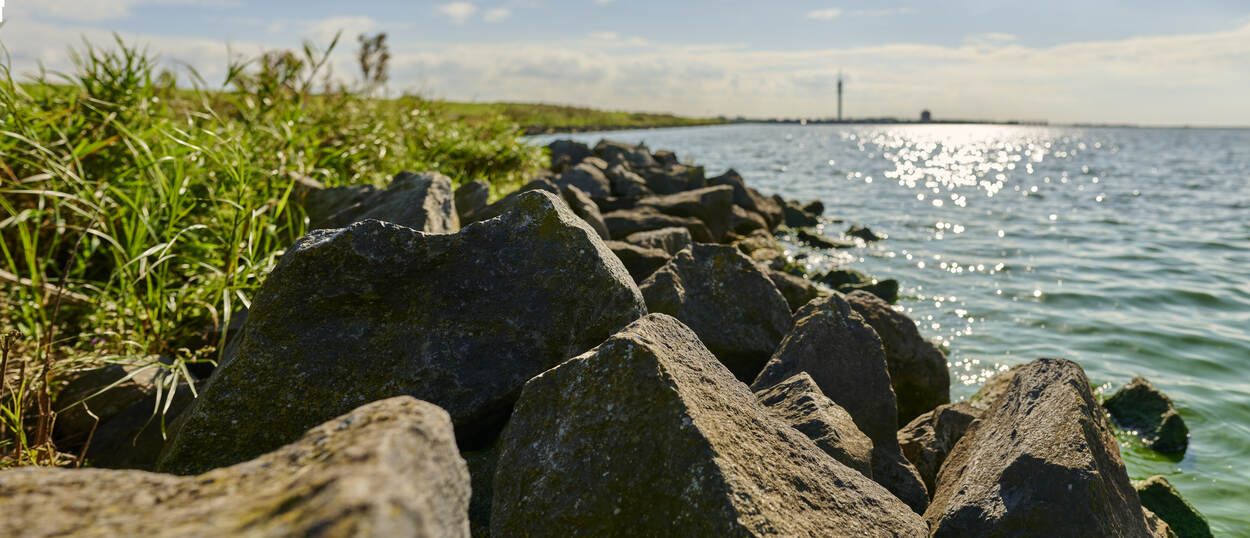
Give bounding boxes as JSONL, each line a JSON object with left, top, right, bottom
{"left": 532, "top": 124, "right": 1250, "bottom": 534}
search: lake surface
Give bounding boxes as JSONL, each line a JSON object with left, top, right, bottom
{"left": 533, "top": 124, "right": 1250, "bottom": 533}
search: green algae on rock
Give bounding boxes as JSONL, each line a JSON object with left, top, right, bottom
{"left": 492, "top": 314, "right": 927, "bottom": 537}
{"left": 1, "top": 397, "right": 470, "bottom": 538}
{"left": 159, "top": 190, "right": 646, "bottom": 475}
{"left": 1104, "top": 376, "right": 1190, "bottom": 454}
{"left": 1135, "top": 475, "right": 1212, "bottom": 538}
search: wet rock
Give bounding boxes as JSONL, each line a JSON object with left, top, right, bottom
{"left": 560, "top": 184, "right": 610, "bottom": 240}
{"left": 652, "top": 148, "right": 679, "bottom": 166}
{"left": 594, "top": 139, "right": 656, "bottom": 169}
{"left": 605, "top": 240, "right": 670, "bottom": 283}
{"left": 847, "top": 225, "right": 882, "bottom": 241}
{"left": 1135, "top": 475, "right": 1212, "bottom": 538}
{"left": 796, "top": 229, "right": 856, "bottom": 249}
{"left": 454, "top": 179, "right": 490, "bottom": 223}
{"left": 897, "top": 402, "right": 979, "bottom": 496}
{"left": 460, "top": 178, "right": 558, "bottom": 225}
{"left": 640, "top": 244, "right": 791, "bottom": 381}
{"left": 160, "top": 191, "right": 646, "bottom": 475}
{"left": 730, "top": 204, "right": 769, "bottom": 235}
{"left": 751, "top": 294, "right": 929, "bottom": 513}
{"left": 3, "top": 397, "right": 471, "bottom": 538}
{"left": 708, "top": 169, "right": 783, "bottom": 228}
{"left": 635, "top": 185, "right": 734, "bottom": 240}
{"left": 637, "top": 163, "right": 706, "bottom": 194}
{"left": 755, "top": 372, "right": 875, "bottom": 477}
{"left": 1104, "top": 376, "right": 1189, "bottom": 454}
{"left": 803, "top": 200, "right": 825, "bottom": 216}
{"left": 605, "top": 163, "right": 652, "bottom": 197}
{"left": 312, "top": 171, "right": 459, "bottom": 233}
{"left": 603, "top": 207, "right": 714, "bottom": 242}
{"left": 556, "top": 162, "right": 612, "bottom": 198}
{"left": 84, "top": 380, "right": 202, "bottom": 470}
{"left": 769, "top": 270, "right": 820, "bottom": 311}
{"left": 492, "top": 314, "right": 927, "bottom": 537}
{"left": 817, "top": 268, "right": 900, "bottom": 303}
{"left": 925, "top": 358, "right": 1152, "bottom": 536}
{"left": 847, "top": 290, "right": 951, "bottom": 423}
{"left": 623, "top": 226, "right": 692, "bottom": 255}
{"left": 548, "top": 139, "right": 592, "bottom": 170}
{"left": 783, "top": 199, "right": 821, "bottom": 227}
{"left": 53, "top": 363, "right": 162, "bottom": 449}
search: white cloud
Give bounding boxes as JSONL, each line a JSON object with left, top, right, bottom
{"left": 848, "top": 8, "right": 915, "bottom": 17}
{"left": 589, "top": 31, "right": 618, "bottom": 40}
{"left": 23, "top": 0, "right": 238, "bottom": 21}
{"left": 806, "top": 8, "right": 842, "bottom": 21}
{"left": 437, "top": 2, "right": 478, "bottom": 24}
{"left": 483, "top": 8, "right": 511, "bottom": 22}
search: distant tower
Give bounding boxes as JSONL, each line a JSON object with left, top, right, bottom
{"left": 921, "top": 109, "right": 932, "bottom": 122}
{"left": 836, "top": 71, "right": 844, "bottom": 122}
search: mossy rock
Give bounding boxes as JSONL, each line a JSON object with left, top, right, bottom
{"left": 1104, "top": 376, "right": 1189, "bottom": 454}
{"left": 1135, "top": 475, "right": 1212, "bottom": 538}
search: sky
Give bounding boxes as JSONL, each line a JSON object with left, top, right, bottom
{"left": 2, "top": 1, "right": 1250, "bottom": 126}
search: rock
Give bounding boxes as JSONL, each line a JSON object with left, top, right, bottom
{"left": 635, "top": 185, "right": 734, "bottom": 241}
{"left": 968, "top": 363, "right": 1027, "bottom": 411}
{"left": 605, "top": 163, "right": 652, "bottom": 197}
{"left": 460, "top": 178, "right": 558, "bottom": 224}
{"left": 594, "top": 139, "right": 656, "bottom": 169}
{"left": 783, "top": 199, "right": 821, "bottom": 227}
{"left": 160, "top": 191, "right": 646, "bottom": 475}
{"left": 560, "top": 184, "right": 610, "bottom": 240}
{"left": 652, "top": 148, "right": 679, "bottom": 166}
{"left": 463, "top": 445, "right": 498, "bottom": 537}
{"left": 796, "top": 229, "right": 856, "bottom": 249}
{"left": 53, "top": 363, "right": 162, "bottom": 449}
{"left": 730, "top": 204, "right": 769, "bottom": 235}
{"left": 605, "top": 240, "right": 670, "bottom": 283}
{"left": 848, "top": 225, "right": 882, "bottom": 241}
{"left": 769, "top": 270, "right": 820, "bottom": 311}
{"left": 752, "top": 294, "right": 929, "bottom": 513}
{"left": 925, "top": 358, "right": 1152, "bottom": 536}
{"left": 623, "top": 226, "right": 692, "bottom": 255}
{"left": 754, "top": 372, "right": 875, "bottom": 477}
{"left": 602, "top": 207, "right": 714, "bottom": 242}
{"left": 640, "top": 244, "right": 791, "bottom": 381}
{"left": 846, "top": 290, "right": 951, "bottom": 423}
{"left": 637, "top": 163, "right": 706, "bottom": 194}
{"left": 84, "top": 380, "right": 202, "bottom": 470}
{"left": 1145, "top": 507, "right": 1177, "bottom": 538}
{"left": 817, "top": 268, "right": 900, "bottom": 303}
{"left": 311, "top": 171, "right": 459, "bottom": 233}
{"left": 303, "top": 184, "right": 377, "bottom": 229}
{"left": 2, "top": 397, "right": 471, "bottom": 538}
{"left": 454, "top": 180, "right": 490, "bottom": 223}
{"left": 803, "top": 200, "right": 825, "bottom": 216}
{"left": 548, "top": 139, "right": 592, "bottom": 170}
{"left": 1104, "top": 376, "right": 1189, "bottom": 454}
{"left": 708, "top": 169, "right": 783, "bottom": 228}
{"left": 581, "top": 156, "right": 610, "bottom": 172}
{"left": 492, "top": 314, "right": 928, "bottom": 537}
{"left": 555, "top": 162, "right": 612, "bottom": 198}
{"left": 1135, "top": 475, "right": 1212, "bottom": 538}
{"left": 897, "top": 402, "right": 979, "bottom": 496}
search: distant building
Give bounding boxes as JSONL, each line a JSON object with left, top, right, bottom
{"left": 920, "top": 110, "right": 932, "bottom": 122}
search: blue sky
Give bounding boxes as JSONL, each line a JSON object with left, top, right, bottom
{"left": 3, "top": 1, "right": 1250, "bottom": 125}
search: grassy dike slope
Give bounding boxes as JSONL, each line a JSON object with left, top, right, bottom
{"left": 437, "top": 101, "right": 727, "bottom": 134}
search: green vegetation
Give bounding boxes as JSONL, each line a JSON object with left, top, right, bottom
{"left": 437, "top": 101, "right": 726, "bottom": 134}
{"left": 0, "top": 35, "right": 543, "bottom": 465}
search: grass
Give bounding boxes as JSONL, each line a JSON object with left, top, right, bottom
{"left": 0, "top": 35, "right": 544, "bottom": 466}
{"left": 438, "top": 101, "right": 727, "bottom": 134}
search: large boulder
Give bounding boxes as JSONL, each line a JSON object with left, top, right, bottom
{"left": 623, "top": 226, "right": 692, "bottom": 255}
{"left": 547, "top": 139, "right": 592, "bottom": 170}
{"left": 302, "top": 183, "right": 376, "bottom": 229}
{"left": 754, "top": 372, "right": 874, "bottom": 477}
{"left": 605, "top": 240, "right": 670, "bottom": 283}
{"left": 768, "top": 270, "right": 820, "bottom": 311}
{"left": 708, "top": 169, "right": 783, "bottom": 228}
{"left": 1104, "top": 376, "right": 1189, "bottom": 454}
{"left": 637, "top": 163, "right": 706, "bottom": 194}
{"left": 310, "top": 171, "right": 459, "bottom": 233}
{"left": 782, "top": 199, "right": 821, "bottom": 227}
{"left": 752, "top": 294, "right": 929, "bottom": 513}
{"left": 2, "top": 397, "right": 471, "bottom": 537}
{"left": 492, "top": 314, "right": 927, "bottom": 536}
{"left": 925, "top": 358, "right": 1153, "bottom": 536}
{"left": 594, "top": 139, "right": 656, "bottom": 169}
{"left": 160, "top": 191, "right": 646, "bottom": 474}
{"left": 461, "top": 178, "right": 558, "bottom": 225}
{"left": 560, "top": 184, "right": 610, "bottom": 240}
{"left": 605, "top": 163, "right": 652, "bottom": 197}
{"left": 846, "top": 290, "right": 951, "bottom": 423}
{"left": 652, "top": 148, "right": 679, "bottom": 166}
{"left": 640, "top": 244, "right": 792, "bottom": 381}
{"left": 555, "top": 162, "right": 612, "bottom": 198}
{"left": 817, "top": 268, "right": 900, "bottom": 303}
{"left": 454, "top": 179, "right": 490, "bottom": 223}
{"left": 603, "top": 207, "right": 714, "bottom": 242}
{"left": 84, "top": 380, "right": 202, "bottom": 470}
{"left": 635, "top": 185, "right": 734, "bottom": 241}
{"left": 730, "top": 204, "right": 769, "bottom": 235}
{"left": 1134, "top": 475, "right": 1212, "bottom": 538}
{"left": 897, "top": 402, "right": 978, "bottom": 497}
